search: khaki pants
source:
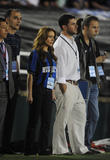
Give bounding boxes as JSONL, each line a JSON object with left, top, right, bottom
{"left": 52, "top": 82, "right": 88, "bottom": 154}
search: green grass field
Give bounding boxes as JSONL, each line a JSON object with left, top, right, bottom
{"left": 0, "top": 153, "right": 110, "bottom": 160}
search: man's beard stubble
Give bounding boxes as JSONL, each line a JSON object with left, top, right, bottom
{"left": 67, "top": 30, "right": 76, "bottom": 36}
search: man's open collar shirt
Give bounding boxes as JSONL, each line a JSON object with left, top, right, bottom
{"left": 54, "top": 34, "right": 80, "bottom": 84}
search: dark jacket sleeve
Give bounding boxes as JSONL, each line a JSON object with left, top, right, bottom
{"left": 7, "top": 44, "right": 15, "bottom": 98}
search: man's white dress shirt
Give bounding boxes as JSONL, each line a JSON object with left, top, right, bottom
{"left": 54, "top": 34, "right": 80, "bottom": 84}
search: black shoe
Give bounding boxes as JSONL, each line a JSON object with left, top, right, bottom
{"left": 24, "top": 151, "right": 36, "bottom": 156}
{"left": 89, "top": 148, "right": 101, "bottom": 154}
{"left": 0, "top": 147, "right": 4, "bottom": 154}
{"left": 103, "top": 145, "right": 110, "bottom": 152}
{"left": 2, "top": 148, "right": 16, "bottom": 154}
{"left": 83, "top": 151, "right": 95, "bottom": 155}
{"left": 39, "top": 148, "right": 51, "bottom": 155}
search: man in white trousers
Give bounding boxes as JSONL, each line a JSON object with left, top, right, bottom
{"left": 52, "top": 14, "right": 89, "bottom": 155}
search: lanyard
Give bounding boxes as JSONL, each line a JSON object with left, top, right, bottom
{"left": 5, "top": 47, "right": 9, "bottom": 80}
{"left": 60, "top": 36, "right": 77, "bottom": 58}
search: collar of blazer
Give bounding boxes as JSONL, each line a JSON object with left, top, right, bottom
{"left": 0, "top": 43, "right": 7, "bottom": 71}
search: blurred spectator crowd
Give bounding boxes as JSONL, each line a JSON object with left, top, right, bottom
{"left": 0, "top": 0, "right": 110, "bottom": 11}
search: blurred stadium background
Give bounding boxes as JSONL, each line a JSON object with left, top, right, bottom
{"left": 0, "top": 3, "right": 110, "bottom": 152}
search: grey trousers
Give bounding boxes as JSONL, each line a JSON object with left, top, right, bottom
{"left": 52, "top": 82, "right": 88, "bottom": 154}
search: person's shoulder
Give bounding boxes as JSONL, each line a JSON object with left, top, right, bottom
{"left": 55, "top": 35, "right": 62, "bottom": 42}
{"left": 30, "top": 49, "right": 39, "bottom": 58}
{"left": 54, "top": 35, "right": 67, "bottom": 48}
{"left": 92, "top": 38, "right": 98, "bottom": 45}
{"left": 91, "top": 38, "right": 97, "bottom": 47}
{"left": 75, "top": 33, "right": 82, "bottom": 40}
{"left": 6, "top": 33, "right": 21, "bottom": 42}
{"left": 6, "top": 43, "right": 12, "bottom": 56}
{"left": 4, "top": 33, "right": 11, "bottom": 42}
{"left": 14, "top": 33, "right": 21, "bottom": 40}
{"left": 54, "top": 38, "right": 61, "bottom": 48}
{"left": 75, "top": 34, "right": 83, "bottom": 46}
{"left": 6, "top": 43, "right": 11, "bottom": 50}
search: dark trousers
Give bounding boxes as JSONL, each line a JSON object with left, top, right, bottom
{"left": 2, "top": 73, "right": 19, "bottom": 149}
{"left": 24, "top": 85, "right": 56, "bottom": 154}
{"left": 0, "top": 81, "right": 8, "bottom": 148}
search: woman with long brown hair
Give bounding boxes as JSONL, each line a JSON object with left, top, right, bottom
{"left": 24, "top": 27, "right": 57, "bottom": 155}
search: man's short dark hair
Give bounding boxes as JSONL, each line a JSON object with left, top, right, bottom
{"left": 0, "top": 17, "right": 5, "bottom": 23}
{"left": 58, "top": 14, "right": 75, "bottom": 30}
{"left": 5, "top": 8, "right": 21, "bottom": 19}
{"left": 82, "top": 16, "right": 99, "bottom": 28}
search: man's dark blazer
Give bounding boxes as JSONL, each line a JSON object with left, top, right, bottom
{"left": 0, "top": 43, "right": 15, "bottom": 98}
{"left": 0, "top": 43, "right": 15, "bottom": 148}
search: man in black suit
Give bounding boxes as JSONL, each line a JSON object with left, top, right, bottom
{"left": 2, "top": 9, "right": 22, "bottom": 153}
{"left": 0, "top": 17, "right": 14, "bottom": 153}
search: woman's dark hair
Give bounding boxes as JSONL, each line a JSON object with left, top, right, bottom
{"left": 76, "top": 18, "right": 83, "bottom": 34}
{"left": 33, "top": 26, "right": 57, "bottom": 62}
{"left": 58, "top": 14, "right": 75, "bottom": 30}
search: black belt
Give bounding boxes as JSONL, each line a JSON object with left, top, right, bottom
{"left": 66, "top": 80, "right": 78, "bottom": 85}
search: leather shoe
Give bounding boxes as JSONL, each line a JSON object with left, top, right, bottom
{"left": 1, "top": 148, "right": 16, "bottom": 154}
{"left": 90, "top": 148, "right": 101, "bottom": 154}
{"left": 39, "top": 148, "right": 51, "bottom": 155}
{"left": 24, "top": 151, "right": 36, "bottom": 156}
{"left": 62, "top": 152, "right": 73, "bottom": 155}
{"left": 84, "top": 149, "right": 100, "bottom": 155}
{"left": 83, "top": 151, "right": 95, "bottom": 155}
